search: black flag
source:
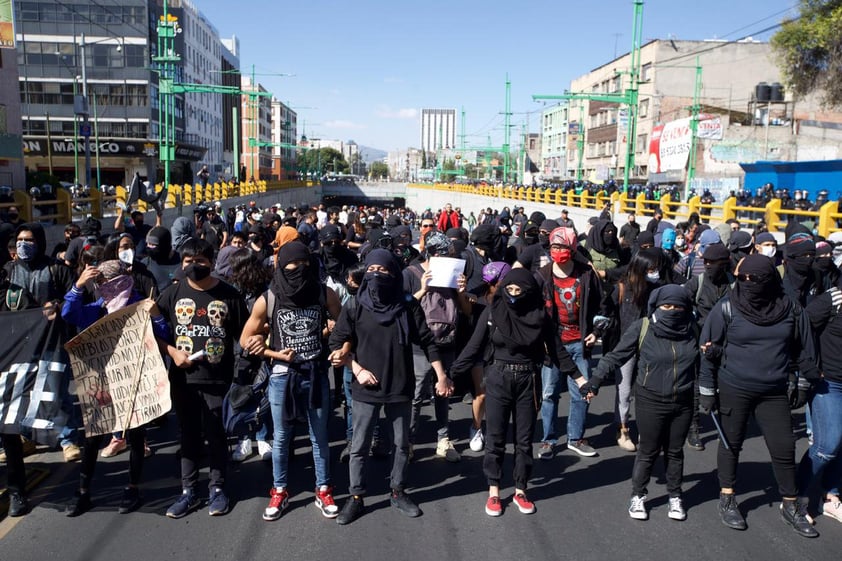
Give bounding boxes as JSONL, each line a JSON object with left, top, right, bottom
{"left": 0, "top": 309, "right": 72, "bottom": 446}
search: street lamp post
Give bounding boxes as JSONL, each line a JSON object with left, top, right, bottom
{"left": 78, "top": 33, "right": 92, "bottom": 190}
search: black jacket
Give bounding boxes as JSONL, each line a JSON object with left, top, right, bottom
{"left": 592, "top": 318, "right": 698, "bottom": 402}
{"left": 805, "top": 292, "right": 842, "bottom": 383}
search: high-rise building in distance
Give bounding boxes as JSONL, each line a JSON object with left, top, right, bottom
{"left": 420, "top": 108, "right": 456, "bottom": 158}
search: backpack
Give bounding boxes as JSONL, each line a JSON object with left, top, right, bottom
{"left": 222, "top": 354, "right": 270, "bottom": 437}
{"left": 409, "top": 265, "right": 459, "bottom": 345}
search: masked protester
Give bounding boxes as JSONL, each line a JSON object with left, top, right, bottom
{"left": 389, "top": 225, "right": 419, "bottom": 269}
{"left": 589, "top": 285, "right": 699, "bottom": 522}
{"left": 60, "top": 260, "right": 169, "bottom": 516}
{"left": 812, "top": 241, "right": 839, "bottom": 294}
{"left": 584, "top": 219, "right": 626, "bottom": 283}
{"left": 451, "top": 268, "right": 590, "bottom": 517}
{"left": 156, "top": 239, "right": 249, "bottom": 519}
{"left": 783, "top": 232, "right": 818, "bottom": 306}
{"left": 681, "top": 243, "right": 734, "bottom": 450}
{"left": 463, "top": 224, "right": 503, "bottom": 297}
{"left": 139, "top": 226, "right": 182, "bottom": 293}
{"left": 754, "top": 232, "right": 778, "bottom": 260}
{"left": 699, "top": 254, "right": 820, "bottom": 537}
{"left": 515, "top": 219, "right": 560, "bottom": 273}
{"left": 240, "top": 241, "right": 343, "bottom": 522}
{"left": 328, "top": 249, "right": 451, "bottom": 525}
{"left": 535, "top": 226, "right": 609, "bottom": 459}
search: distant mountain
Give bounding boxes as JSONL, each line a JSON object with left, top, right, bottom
{"left": 358, "top": 145, "right": 387, "bottom": 163}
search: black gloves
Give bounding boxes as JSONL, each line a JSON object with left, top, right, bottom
{"left": 699, "top": 391, "right": 717, "bottom": 414}
{"left": 790, "top": 377, "right": 812, "bottom": 410}
{"left": 589, "top": 375, "right": 603, "bottom": 395}
{"left": 579, "top": 381, "right": 596, "bottom": 399}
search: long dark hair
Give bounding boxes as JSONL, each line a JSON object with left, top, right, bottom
{"left": 230, "top": 248, "right": 271, "bottom": 299}
{"left": 625, "top": 247, "right": 666, "bottom": 309}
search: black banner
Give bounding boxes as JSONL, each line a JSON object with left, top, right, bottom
{"left": 0, "top": 309, "right": 72, "bottom": 446}
{"left": 21, "top": 137, "right": 207, "bottom": 162}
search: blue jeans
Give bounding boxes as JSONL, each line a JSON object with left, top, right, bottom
{"left": 539, "top": 341, "right": 590, "bottom": 443}
{"left": 796, "top": 379, "right": 842, "bottom": 497}
{"left": 268, "top": 365, "right": 331, "bottom": 489}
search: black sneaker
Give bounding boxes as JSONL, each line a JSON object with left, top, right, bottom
{"left": 8, "top": 492, "right": 29, "bottom": 517}
{"left": 390, "top": 489, "right": 421, "bottom": 518}
{"left": 66, "top": 492, "right": 93, "bottom": 517}
{"left": 339, "top": 442, "right": 352, "bottom": 463}
{"left": 118, "top": 487, "right": 141, "bottom": 514}
{"left": 780, "top": 498, "right": 819, "bottom": 538}
{"left": 718, "top": 493, "right": 747, "bottom": 530}
{"left": 336, "top": 496, "right": 364, "bottom": 525}
{"left": 686, "top": 431, "right": 704, "bottom": 451}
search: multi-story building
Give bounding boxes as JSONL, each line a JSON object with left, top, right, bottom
{"left": 0, "top": 36, "right": 25, "bottom": 188}
{"left": 240, "top": 75, "right": 271, "bottom": 180}
{"left": 565, "top": 39, "right": 835, "bottom": 185}
{"left": 14, "top": 0, "right": 212, "bottom": 186}
{"left": 220, "top": 36, "right": 240, "bottom": 180}
{"left": 420, "top": 108, "right": 456, "bottom": 162}
{"left": 540, "top": 104, "right": 568, "bottom": 180}
{"left": 387, "top": 147, "right": 423, "bottom": 181}
{"left": 270, "top": 97, "right": 296, "bottom": 180}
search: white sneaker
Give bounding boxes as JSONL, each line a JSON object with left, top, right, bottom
{"left": 232, "top": 438, "right": 253, "bottom": 462}
{"left": 821, "top": 499, "right": 842, "bottom": 523}
{"left": 629, "top": 495, "right": 648, "bottom": 520}
{"left": 257, "top": 440, "right": 272, "bottom": 461}
{"left": 668, "top": 496, "right": 687, "bottom": 521}
{"left": 436, "top": 438, "right": 461, "bottom": 462}
{"left": 469, "top": 428, "right": 485, "bottom": 452}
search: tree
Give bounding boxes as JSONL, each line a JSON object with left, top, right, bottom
{"left": 297, "top": 147, "right": 349, "bottom": 176}
{"left": 421, "top": 149, "right": 427, "bottom": 169}
{"left": 369, "top": 161, "right": 389, "bottom": 179}
{"left": 771, "top": 1, "right": 842, "bottom": 106}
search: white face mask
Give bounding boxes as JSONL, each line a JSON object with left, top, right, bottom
{"left": 675, "top": 238, "right": 685, "bottom": 249}
{"left": 118, "top": 248, "right": 134, "bottom": 265}
{"left": 759, "top": 245, "right": 776, "bottom": 258}
{"left": 646, "top": 271, "right": 661, "bottom": 283}
{"left": 834, "top": 252, "right": 842, "bottom": 268}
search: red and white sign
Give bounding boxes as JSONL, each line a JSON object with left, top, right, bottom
{"left": 648, "top": 114, "right": 722, "bottom": 173}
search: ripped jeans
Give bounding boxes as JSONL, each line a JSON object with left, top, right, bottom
{"left": 796, "top": 378, "right": 842, "bottom": 497}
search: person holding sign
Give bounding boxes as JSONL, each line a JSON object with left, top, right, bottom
{"left": 239, "top": 241, "right": 343, "bottom": 522}
{"left": 156, "top": 239, "right": 248, "bottom": 519}
{"left": 61, "top": 259, "right": 170, "bottom": 516}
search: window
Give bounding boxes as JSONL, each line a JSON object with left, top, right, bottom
{"left": 637, "top": 134, "right": 648, "bottom": 153}
{"left": 641, "top": 63, "right": 652, "bottom": 82}
{"left": 639, "top": 99, "right": 649, "bottom": 118}
{"left": 612, "top": 76, "right": 621, "bottom": 93}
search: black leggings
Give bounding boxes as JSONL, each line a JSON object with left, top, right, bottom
{"left": 632, "top": 391, "right": 693, "bottom": 497}
{"left": 717, "top": 383, "right": 796, "bottom": 497}
{"left": 79, "top": 428, "right": 146, "bottom": 490}
{"left": 0, "top": 434, "right": 26, "bottom": 494}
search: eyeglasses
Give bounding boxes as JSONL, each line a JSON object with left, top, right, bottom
{"left": 421, "top": 224, "right": 434, "bottom": 229}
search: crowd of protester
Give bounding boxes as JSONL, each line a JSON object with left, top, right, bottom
{"left": 0, "top": 195, "right": 840, "bottom": 539}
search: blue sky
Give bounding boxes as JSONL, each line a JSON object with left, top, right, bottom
{"left": 195, "top": 0, "right": 798, "bottom": 152}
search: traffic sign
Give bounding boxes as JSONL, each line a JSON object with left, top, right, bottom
{"left": 79, "top": 124, "right": 92, "bottom": 137}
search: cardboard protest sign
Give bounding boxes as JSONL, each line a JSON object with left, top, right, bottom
{"left": 65, "top": 301, "right": 170, "bottom": 437}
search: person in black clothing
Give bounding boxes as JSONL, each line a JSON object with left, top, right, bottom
{"left": 515, "top": 219, "right": 559, "bottom": 273}
{"left": 699, "top": 254, "right": 819, "bottom": 537}
{"left": 328, "top": 249, "right": 451, "bottom": 525}
{"left": 681, "top": 243, "right": 733, "bottom": 451}
{"left": 645, "top": 208, "right": 663, "bottom": 235}
{"left": 812, "top": 241, "right": 839, "bottom": 295}
{"left": 451, "top": 268, "right": 590, "bottom": 517}
{"left": 782, "top": 230, "right": 818, "bottom": 307}
{"left": 589, "top": 285, "right": 698, "bottom": 521}
{"left": 619, "top": 212, "right": 641, "bottom": 248}
{"left": 797, "top": 280, "right": 842, "bottom": 523}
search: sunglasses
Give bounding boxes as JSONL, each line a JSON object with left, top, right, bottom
{"left": 421, "top": 224, "right": 434, "bottom": 229}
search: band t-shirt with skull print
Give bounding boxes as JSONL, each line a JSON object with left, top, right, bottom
{"left": 157, "top": 280, "right": 248, "bottom": 386}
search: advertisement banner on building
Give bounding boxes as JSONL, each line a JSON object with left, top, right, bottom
{"left": 0, "top": 0, "right": 15, "bottom": 49}
{"left": 648, "top": 114, "right": 721, "bottom": 174}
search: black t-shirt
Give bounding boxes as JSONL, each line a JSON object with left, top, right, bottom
{"left": 202, "top": 218, "right": 226, "bottom": 249}
{"left": 517, "top": 244, "right": 551, "bottom": 273}
{"left": 157, "top": 279, "right": 248, "bottom": 386}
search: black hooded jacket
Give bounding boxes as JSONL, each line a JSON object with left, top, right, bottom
{"left": 1, "top": 223, "right": 75, "bottom": 311}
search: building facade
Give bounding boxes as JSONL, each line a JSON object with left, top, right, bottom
{"left": 420, "top": 108, "right": 456, "bottom": 160}
{"left": 540, "top": 104, "right": 568, "bottom": 180}
{"left": 270, "top": 97, "right": 296, "bottom": 180}
{"left": 0, "top": 42, "right": 25, "bottom": 188}
{"left": 239, "top": 75, "right": 271, "bottom": 180}
{"left": 387, "top": 147, "right": 423, "bottom": 181}
{"left": 220, "top": 36, "right": 240, "bottom": 180}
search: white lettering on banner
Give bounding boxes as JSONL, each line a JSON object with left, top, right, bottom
{"left": 0, "top": 363, "right": 36, "bottom": 426}
{"left": 648, "top": 114, "right": 721, "bottom": 173}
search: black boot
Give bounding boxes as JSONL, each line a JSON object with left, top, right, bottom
{"left": 718, "top": 493, "right": 747, "bottom": 530}
{"left": 686, "top": 427, "right": 704, "bottom": 451}
{"left": 780, "top": 498, "right": 818, "bottom": 538}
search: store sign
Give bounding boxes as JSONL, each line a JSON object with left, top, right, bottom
{"left": 648, "top": 114, "right": 722, "bottom": 173}
{"left": 22, "top": 137, "right": 206, "bottom": 161}
{"left": 0, "top": 0, "right": 15, "bottom": 49}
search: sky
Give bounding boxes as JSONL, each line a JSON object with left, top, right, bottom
{"left": 194, "top": 0, "right": 799, "bottom": 152}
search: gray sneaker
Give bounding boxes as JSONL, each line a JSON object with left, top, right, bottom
{"left": 668, "top": 496, "right": 687, "bottom": 521}
{"left": 629, "top": 495, "right": 648, "bottom": 520}
{"left": 567, "top": 439, "right": 597, "bottom": 457}
{"left": 537, "top": 442, "right": 554, "bottom": 460}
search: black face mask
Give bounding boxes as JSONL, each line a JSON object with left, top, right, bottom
{"left": 283, "top": 264, "right": 307, "bottom": 288}
{"left": 323, "top": 243, "right": 339, "bottom": 255}
{"left": 651, "top": 309, "right": 691, "bottom": 337}
{"left": 364, "top": 271, "right": 394, "bottom": 305}
{"left": 602, "top": 231, "right": 617, "bottom": 248}
{"left": 788, "top": 255, "right": 814, "bottom": 275}
{"left": 346, "top": 284, "right": 359, "bottom": 296}
{"left": 184, "top": 263, "right": 211, "bottom": 282}
{"left": 814, "top": 258, "right": 833, "bottom": 273}
{"left": 705, "top": 262, "right": 729, "bottom": 282}
{"left": 538, "top": 233, "right": 550, "bottom": 249}
{"left": 523, "top": 231, "right": 538, "bottom": 246}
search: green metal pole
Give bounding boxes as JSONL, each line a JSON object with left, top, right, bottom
{"left": 73, "top": 80, "right": 79, "bottom": 183}
{"left": 577, "top": 102, "right": 585, "bottom": 182}
{"left": 233, "top": 105, "right": 239, "bottom": 182}
{"left": 623, "top": 0, "right": 645, "bottom": 190}
{"left": 251, "top": 64, "right": 256, "bottom": 179}
{"left": 503, "top": 74, "right": 511, "bottom": 183}
{"left": 686, "top": 56, "right": 703, "bottom": 198}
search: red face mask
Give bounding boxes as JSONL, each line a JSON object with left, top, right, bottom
{"left": 551, "top": 248, "right": 572, "bottom": 265}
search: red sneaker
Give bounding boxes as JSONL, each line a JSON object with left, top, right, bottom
{"left": 512, "top": 492, "right": 536, "bottom": 514}
{"left": 485, "top": 495, "right": 503, "bottom": 517}
{"left": 263, "top": 488, "right": 289, "bottom": 521}
{"left": 315, "top": 485, "right": 339, "bottom": 518}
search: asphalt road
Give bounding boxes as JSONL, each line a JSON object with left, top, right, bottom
{"left": 0, "top": 376, "right": 838, "bottom": 561}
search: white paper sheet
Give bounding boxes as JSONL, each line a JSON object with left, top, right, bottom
{"left": 428, "top": 257, "right": 466, "bottom": 288}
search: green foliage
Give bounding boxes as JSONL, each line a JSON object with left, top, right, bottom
{"left": 442, "top": 158, "right": 457, "bottom": 171}
{"left": 771, "top": 0, "right": 842, "bottom": 106}
{"left": 421, "top": 149, "right": 427, "bottom": 169}
{"left": 369, "top": 161, "right": 389, "bottom": 179}
{"left": 298, "top": 147, "right": 349, "bottom": 175}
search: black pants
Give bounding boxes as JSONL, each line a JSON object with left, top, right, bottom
{"left": 483, "top": 363, "right": 537, "bottom": 490}
{"left": 0, "top": 433, "right": 26, "bottom": 495}
{"left": 172, "top": 383, "right": 228, "bottom": 492}
{"left": 717, "top": 383, "right": 796, "bottom": 497}
{"left": 79, "top": 428, "right": 146, "bottom": 490}
{"left": 631, "top": 390, "right": 693, "bottom": 497}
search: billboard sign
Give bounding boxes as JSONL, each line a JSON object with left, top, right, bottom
{"left": 0, "top": 0, "right": 14, "bottom": 49}
{"left": 648, "top": 114, "right": 722, "bottom": 174}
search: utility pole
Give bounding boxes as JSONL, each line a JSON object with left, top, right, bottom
{"left": 503, "top": 74, "right": 511, "bottom": 183}
{"left": 686, "top": 57, "right": 703, "bottom": 197}
{"left": 152, "top": 3, "right": 181, "bottom": 210}
{"left": 532, "top": 0, "right": 644, "bottom": 190}
{"left": 79, "top": 33, "right": 92, "bottom": 190}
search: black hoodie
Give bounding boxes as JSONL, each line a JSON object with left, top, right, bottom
{"left": 2, "top": 223, "right": 75, "bottom": 311}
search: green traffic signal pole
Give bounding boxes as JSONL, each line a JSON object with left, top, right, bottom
{"left": 532, "top": 0, "right": 644, "bottom": 189}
